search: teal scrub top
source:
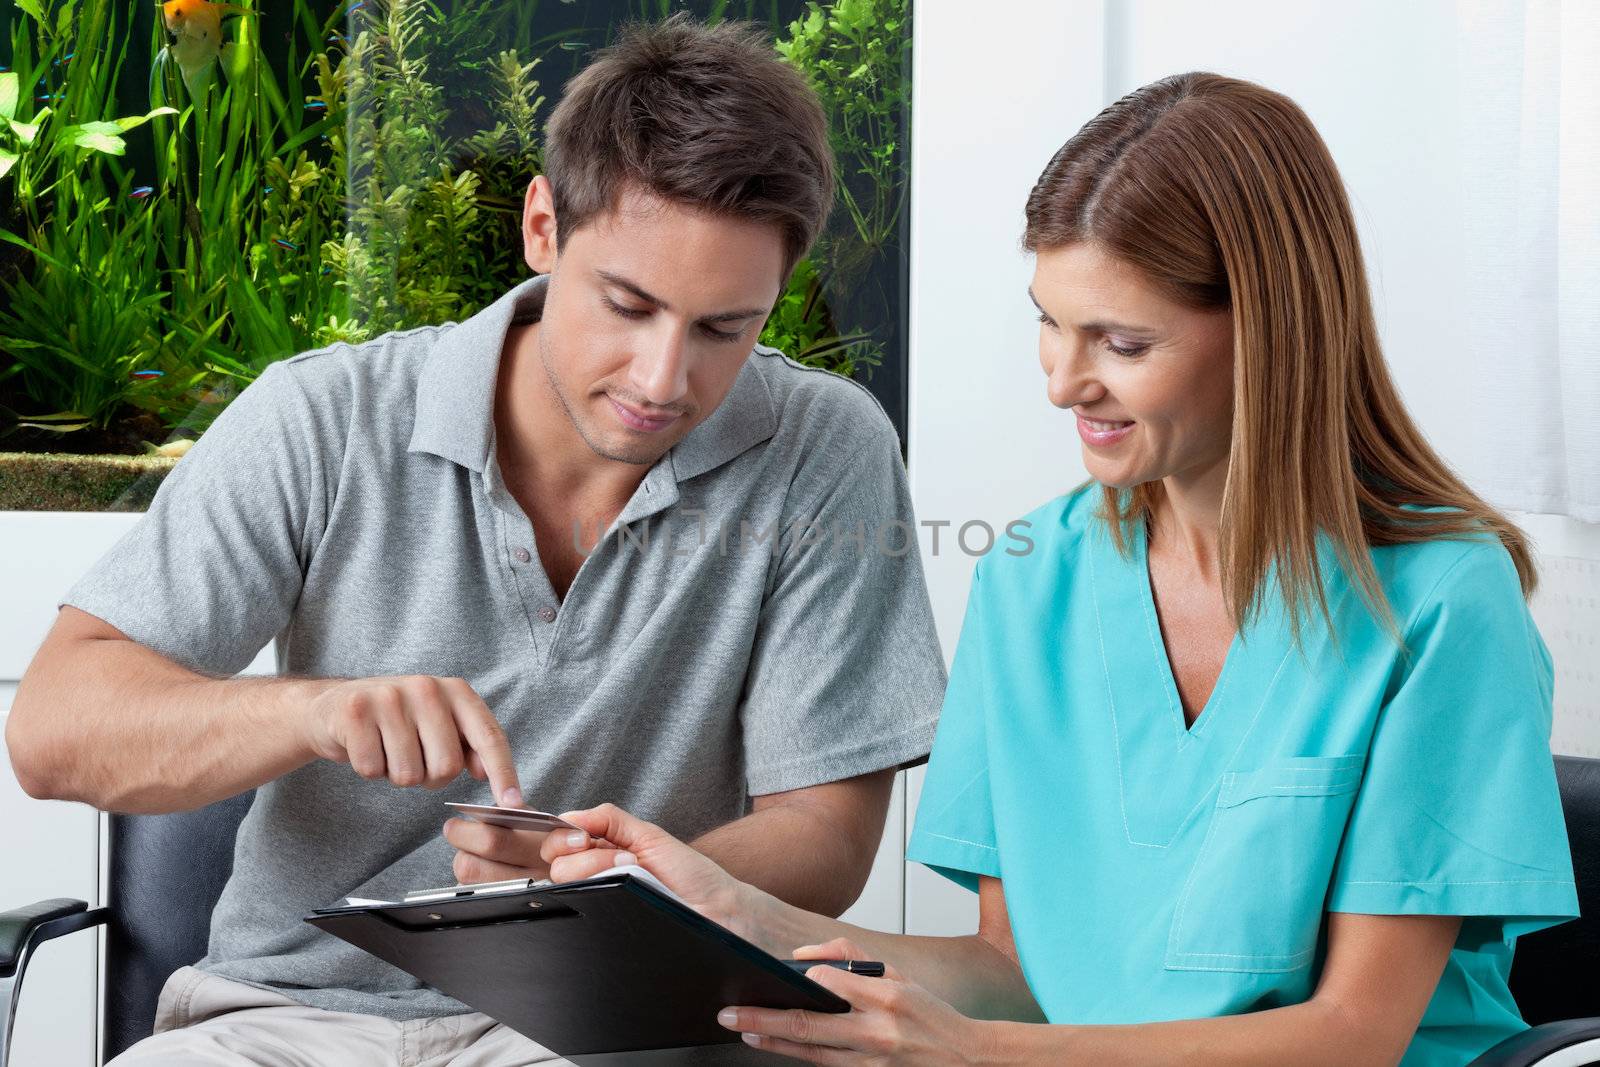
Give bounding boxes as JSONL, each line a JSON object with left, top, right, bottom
{"left": 907, "top": 487, "right": 1578, "bottom": 1066}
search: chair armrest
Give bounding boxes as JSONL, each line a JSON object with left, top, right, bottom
{"left": 1469, "top": 1018, "right": 1600, "bottom": 1066}
{"left": 0, "top": 899, "right": 95, "bottom": 978}
{"left": 2, "top": 899, "right": 109, "bottom": 1067}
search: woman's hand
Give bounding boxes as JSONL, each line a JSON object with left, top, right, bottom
{"left": 540, "top": 803, "right": 760, "bottom": 942}
{"left": 719, "top": 937, "right": 998, "bottom": 1065}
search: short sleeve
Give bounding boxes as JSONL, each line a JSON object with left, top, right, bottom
{"left": 905, "top": 565, "right": 1000, "bottom": 893}
{"left": 738, "top": 410, "right": 946, "bottom": 796}
{"left": 60, "top": 360, "right": 327, "bottom": 676}
{"left": 1328, "top": 543, "right": 1578, "bottom": 940}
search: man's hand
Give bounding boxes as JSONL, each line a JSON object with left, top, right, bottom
{"left": 302, "top": 675, "right": 521, "bottom": 804}
{"left": 442, "top": 818, "right": 565, "bottom": 883}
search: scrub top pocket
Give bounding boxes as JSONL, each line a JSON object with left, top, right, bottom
{"left": 1165, "top": 755, "right": 1365, "bottom": 973}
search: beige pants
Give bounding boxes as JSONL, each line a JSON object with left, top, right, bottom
{"left": 105, "top": 966, "right": 575, "bottom": 1066}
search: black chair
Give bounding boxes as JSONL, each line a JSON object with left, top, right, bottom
{"left": 1, "top": 791, "right": 253, "bottom": 1067}
{"left": 1471, "top": 756, "right": 1600, "bottom": 1065}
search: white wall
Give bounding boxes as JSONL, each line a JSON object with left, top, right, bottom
{"left": 902, "top": 0, "right": 1600, "bottom": 935}
{"left": 901, "top": 0, "right": 1106, "bottom": 939}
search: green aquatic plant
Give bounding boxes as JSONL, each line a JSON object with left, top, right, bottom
{"left": 0, "top": 0, "right": 180, "bottom": 437}
{"left": 0, "top": 194, "right": 168, "bottom": 435}
{"left": 775, "top": 0, "right": 909, "bottom": 276}
{"left": 154, "top": 6, "right": 346, "bottom": 384}
{"left": 457, "top": 49, "right": 547, "bottom": 292}
{"left": 761, "top": 257, "right": 878, "bottom": 378}
{"left": 764, "top": 0, "right": 909, "bottom": 380}
{"left": 319, "top": 0, "right": 535, "bottom": 342}
{"left": 1, "top": 0, "right": 909, "bottom": 465}
{"left": 0, "top": 0, "right": 352, "bottom": 440}
{"left": 0, "top": 72, "right": 174, "bottom": 190}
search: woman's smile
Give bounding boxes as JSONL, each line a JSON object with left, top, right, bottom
{"left": 1075, "top": 411, "right": 1135, "bottom": 447}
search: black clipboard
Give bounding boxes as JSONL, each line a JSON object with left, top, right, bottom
{"left": 304, "top": 872, "right": 850, "bottom": 1056}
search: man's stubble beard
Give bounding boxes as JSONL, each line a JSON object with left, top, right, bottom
{"left": 536, "top": 321, "right": 663, "bottom": 467}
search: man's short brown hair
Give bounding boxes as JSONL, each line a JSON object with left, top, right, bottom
{"left": 543, "top": 14, "right": 834, "bottom": 275}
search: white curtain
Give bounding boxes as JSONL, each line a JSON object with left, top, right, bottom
{"left": 1458, "top": 1, "right": 1600, "bottom": 522}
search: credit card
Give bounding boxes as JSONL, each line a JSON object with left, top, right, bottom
{"left": 445, "top": 802, "right": 582, "bottom": 833}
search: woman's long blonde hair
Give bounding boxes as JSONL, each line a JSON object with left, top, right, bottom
{"left": 1024, "top": 72, "right": 1534, "bottom": 638}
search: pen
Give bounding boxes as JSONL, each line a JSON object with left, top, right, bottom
{"left": 782, "top": 958, "right": 886, "bottom": 977}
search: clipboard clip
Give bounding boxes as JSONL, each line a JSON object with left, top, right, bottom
{"left": 402, "top": 877, "right": 543, "bottom": 904}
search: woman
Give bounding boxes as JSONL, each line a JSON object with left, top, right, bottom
{"left": 537, "top": 72, "right": 1579, "bottom": 1065}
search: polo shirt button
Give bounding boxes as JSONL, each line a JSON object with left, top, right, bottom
{"left": 513, "top": 547, "right": 531, "bottom": 563}
{"left": 538, "top": 607, "right": 557, "bottom": 623}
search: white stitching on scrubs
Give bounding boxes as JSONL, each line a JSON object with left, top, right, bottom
{"left": 1166, "top": 782, "right": 1226, "bottom": 959}
{"left": 1172, "top": 950, "right": 1316, "bottom": 961}
{"left": 1338, "top": 878, "right": 1575, "bottom": 887}
{"left": 1193, "top": 645, "right": 1245, "bottom": 741}
{"left": 1093, "top": 518, "right": 1299, "bottom": 849}
{"left": 1089, "top": 538, "right": 1154, "bottom": 849}
{"left": 923, "top": 831, "right": 1000, "bottom": 852}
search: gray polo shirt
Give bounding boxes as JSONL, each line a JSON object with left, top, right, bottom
{"left": 62, "top": 276, "right": 946, "bottom": 1019}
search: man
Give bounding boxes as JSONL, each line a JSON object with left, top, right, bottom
{"left": 6, "top": 15, "right": 945, "bottom": 1065}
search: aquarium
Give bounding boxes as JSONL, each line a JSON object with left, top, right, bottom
{"left": 0, "top": 0, "right": 911, "bottom": 510}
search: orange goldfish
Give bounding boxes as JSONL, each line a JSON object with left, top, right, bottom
{"left": 156, "top": 0, "right": 254, "bottom": 98}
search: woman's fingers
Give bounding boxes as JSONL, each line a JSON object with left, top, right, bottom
{"left": 557, "top": 803, "right": 661, "bottom": 851}
{"left": 799, "top": 961, "right": 903, "bottom": 1013}
{"left": 736, "top": 1032, "right": 854, "bottom": 1064}
{"left": 539, "top": 827, "right": 612, "bottom": 865}
{"left": 794, "top": 938, "right": 906, "bottom": 983}
{"left": 549, "top": 847, "right": 638, "bottom": 883}
{"left": 793, "top": 937, "right": 867, "bottom": 962}
{"left": 717, "top": 1004, "right": 858, "bottom": 1054}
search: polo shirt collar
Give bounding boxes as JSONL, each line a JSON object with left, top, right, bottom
{"left": 408, "top": 277, "right": 541, "bottom": 473}
{"left": 408, "top": 275, "right": 779, "bottom": 484}
{"left": 670, "top": 352, "right": 777, "bottom": 483}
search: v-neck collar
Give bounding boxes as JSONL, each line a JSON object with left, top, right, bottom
{"left": 1087, "top": 516, "right": 1298, "bottom": 848}
{"left": 1130, "top": 515, "right": 1241, "bottom": 742}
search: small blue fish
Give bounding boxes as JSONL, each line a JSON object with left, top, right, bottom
{"left": 304, "top": 99, "right": 327, "bottom": 110}
{"left": 36, "top": 92, "right": 63, "bottom": 101}
{"left": 326, "top": 32, "right": 348, "bottom": 44}
{"left": 262, "top": 185, "right": 274, "bottom": 193}
{"left": 129, "top": 186, "right": 155, "bottom": 199}
{"left": 320, "top": 266, "right": 332, "bottom": 275}
{"left": 54, "top": 52, "right": 76, "bottom": 65}
{"left": 273, "top": 237, "right": 299, "bottom": 251}
{"left": 131, "top": 369, "right": 164, "bottom": 379}
{"left": 558, "top": 40, "right": 587, "bottom": 51}
{"left": 348, "top": 1, "right": 364, "bottom": 10}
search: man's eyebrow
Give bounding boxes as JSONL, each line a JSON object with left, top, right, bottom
{"left": 1026, "top": 287, "right": 1153, "bottom": 335}
{"left": 597, "top": 269, "right": 666, "bottom": 308}
{"left": 596, "top": 269, "right": 769, "bottom": 324}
